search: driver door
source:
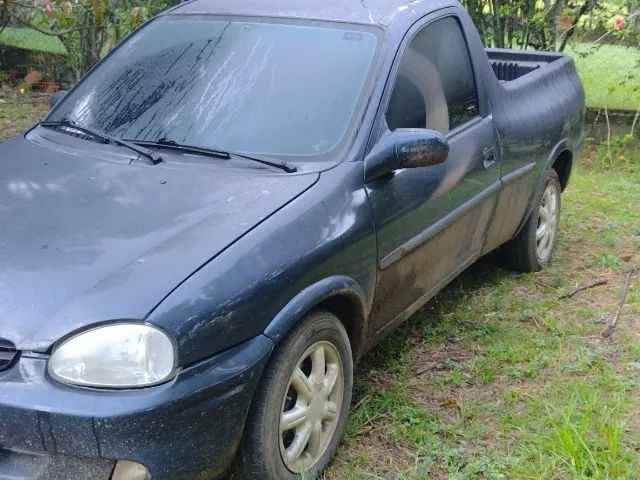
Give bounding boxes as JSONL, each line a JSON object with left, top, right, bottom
{"left": 366, "top": 14, "right": 500, "bottom": 336}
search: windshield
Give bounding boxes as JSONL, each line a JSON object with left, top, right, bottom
{"left": 48, "top": 17, "right": 379, "bottom": 160}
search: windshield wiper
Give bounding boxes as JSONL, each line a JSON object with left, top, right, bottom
{"left": 132, "top": 138, "right": 297, "bottom": 173}
{"left": 39, "top": 120, "right": 163, "bottom": 165}
{"left": 135, "top": 138, "right": 231, "bottom": 159}
{"left": 234, "top": 151, "right": 297, "bottom": 173}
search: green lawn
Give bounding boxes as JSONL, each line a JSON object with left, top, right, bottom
{"left": 0, "top": 27, "right": 67, "bottom": 55}
{"left": 567, "top": 43, "right": 640, "bottom": 111}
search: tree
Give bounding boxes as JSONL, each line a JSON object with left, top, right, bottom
{"left": 0, "top": 0, "right": 14, "bottom": 35}
{"left": 460, "top": 0, "right": 601, "bottom": 51}
{"left": 5, "top": 0, "right": 175, "bottom": 79}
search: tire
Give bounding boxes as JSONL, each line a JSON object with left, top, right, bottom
{"left": 498, "top": 168, "right": 562, "bottom": 272}
{"left": 231, "top": 310, "right": 353, "bottom": 480}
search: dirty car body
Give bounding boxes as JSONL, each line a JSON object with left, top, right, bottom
{"left": 0, "top": 0, "right": 584, "bottom": 478}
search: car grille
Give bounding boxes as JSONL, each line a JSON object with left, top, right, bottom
{"left": 0, "top": 340, "right": 18, "bottom": 371}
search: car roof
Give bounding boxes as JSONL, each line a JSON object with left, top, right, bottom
{"left": 168, "top": 0, "right": 458, "bottom": 27}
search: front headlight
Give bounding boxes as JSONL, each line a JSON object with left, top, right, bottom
{"left": 49, "top": 323, "right": 176, "bottom": 388}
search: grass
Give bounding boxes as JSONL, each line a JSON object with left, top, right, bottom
{"left": 0, "top": 27, "right": 67, "bottom": 55}
{"left": 0, "top": 89, "right": 50, "bottom": 141}
{"left": 566, "top": 43, "right": 640, "bottom": 111}
{"left": 2, "top": 89, "right": 639, "bottom": 480}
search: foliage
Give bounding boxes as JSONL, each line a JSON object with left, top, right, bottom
{"left": 9, "top": 70, "right": 59, "bottom": 91}
{"left": 460, "top": 0, "right": 639, "bottom": 51}
{"left": 568, "top": 0, "right": 640, "bottom": 115}
{"left": 588, "top": 133, "right": 640, "bottom": 173}
{"left": 0, "top": 1, "right": 10, "bottom": 35}
{"left": 29, "top": 50, "right": 72, "bottom": 83}
{"left": 109, "top": 1, "right": 164, "bottom": 45}
{"left": 576, "top": 0, "right": 639, "bottom": 46}
{"left": 2, "top": 0, "right": 178, "bottom": 79}
{"left": 29, "top": 0, "right": 143, "bottom": 79}
{"left": 460, "top": 0, "right": 601, "bottom": 50}
{"left": 32, "top": 0, "right": 110, "bottom": 80}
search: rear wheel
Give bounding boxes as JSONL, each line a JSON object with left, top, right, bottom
{"left": 498, "top": 168, "right": 562, "bottom": 272}
{"left": 232, "top": 310, "right": 353, "bottom": 480}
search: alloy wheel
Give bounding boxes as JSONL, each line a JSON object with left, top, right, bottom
{"left": 536, "top": 182, "right": 559, "bottom": 262}
{"left": 278, "top": 341, "right": 344, "bottom": 474}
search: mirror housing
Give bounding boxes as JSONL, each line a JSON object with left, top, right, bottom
{"left": 49, "top": 90, "right": 69, "bottom": 109}
{"left": 365, "top": 128, "right": 449, "bottom": 182}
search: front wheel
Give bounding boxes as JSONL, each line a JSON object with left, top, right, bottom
{"left": 498, "top": 168, "right": 562, "bottom": 272}
{"left": 231, "top": 310, "right": 353, "bottom": 479}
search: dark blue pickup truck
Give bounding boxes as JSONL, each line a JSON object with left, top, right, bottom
{"left": 0, "top": 0, "right": 584, "bottom": 478}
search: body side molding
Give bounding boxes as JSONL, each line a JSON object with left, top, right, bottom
{"left": 380, "top": 179, "right": 501, "bottom": 269}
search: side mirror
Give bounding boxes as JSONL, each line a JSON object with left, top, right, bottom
{"left": 50, "top": 90, "right": 69, "bottom": 109}
{"left": 365, "top": 128, "right": 449, "bottom": 182}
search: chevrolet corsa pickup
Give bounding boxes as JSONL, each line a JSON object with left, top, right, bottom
{"left": 0, "top": 0, "right": 584, "bottom": 478}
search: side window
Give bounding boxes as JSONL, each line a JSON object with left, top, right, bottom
{"left": 386, "top": 17, "right": 479, "bottom": 134}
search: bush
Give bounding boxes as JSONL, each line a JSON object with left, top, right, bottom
{"left": 3, "top": 0, "right": 180, "bottom": 79}
{"left": 461, "top": 0, "right": 638, "bottom": 51}
{"left": 0, "top": 45, "right": 73, "bottom": 85}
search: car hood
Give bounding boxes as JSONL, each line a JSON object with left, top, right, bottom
{"left": 0, "top": 135, "right": 318, "bottom": 352}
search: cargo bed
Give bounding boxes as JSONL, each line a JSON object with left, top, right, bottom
{"left": 487, "top": 48, "right": 566, "bottom": 82}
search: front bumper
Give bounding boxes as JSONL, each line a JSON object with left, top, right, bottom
{"left": 0, "top": 335, "right": 273, "bottom": 480}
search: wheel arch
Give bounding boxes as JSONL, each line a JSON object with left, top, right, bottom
{"left": 263, "top": 276, "right": 369, "bottom": 360}
{"left": 512, "top": 139, "right": 574, "bottom": 238}
{"left": 551, "top": 148, "right": 573, "bottom": 192}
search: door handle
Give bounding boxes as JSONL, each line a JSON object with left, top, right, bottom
{"left": 482, "top": 146, "right": 498, "bottom": 169}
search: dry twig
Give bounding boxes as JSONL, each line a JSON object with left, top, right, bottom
{"left": 602, "top": 268, "right": 637, "bottom": 337}
{"left": 604, "top": 106, "right": 612, "bottom": 163}
{"left": 558, "top": 279, "right": 608, "bottom": 299}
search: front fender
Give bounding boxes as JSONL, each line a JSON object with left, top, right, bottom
{"left": 263, "top": 275, "right": 368, "bottom": 347}
{"left": 146, "top": 162, "right": 377, "bottom": 367}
